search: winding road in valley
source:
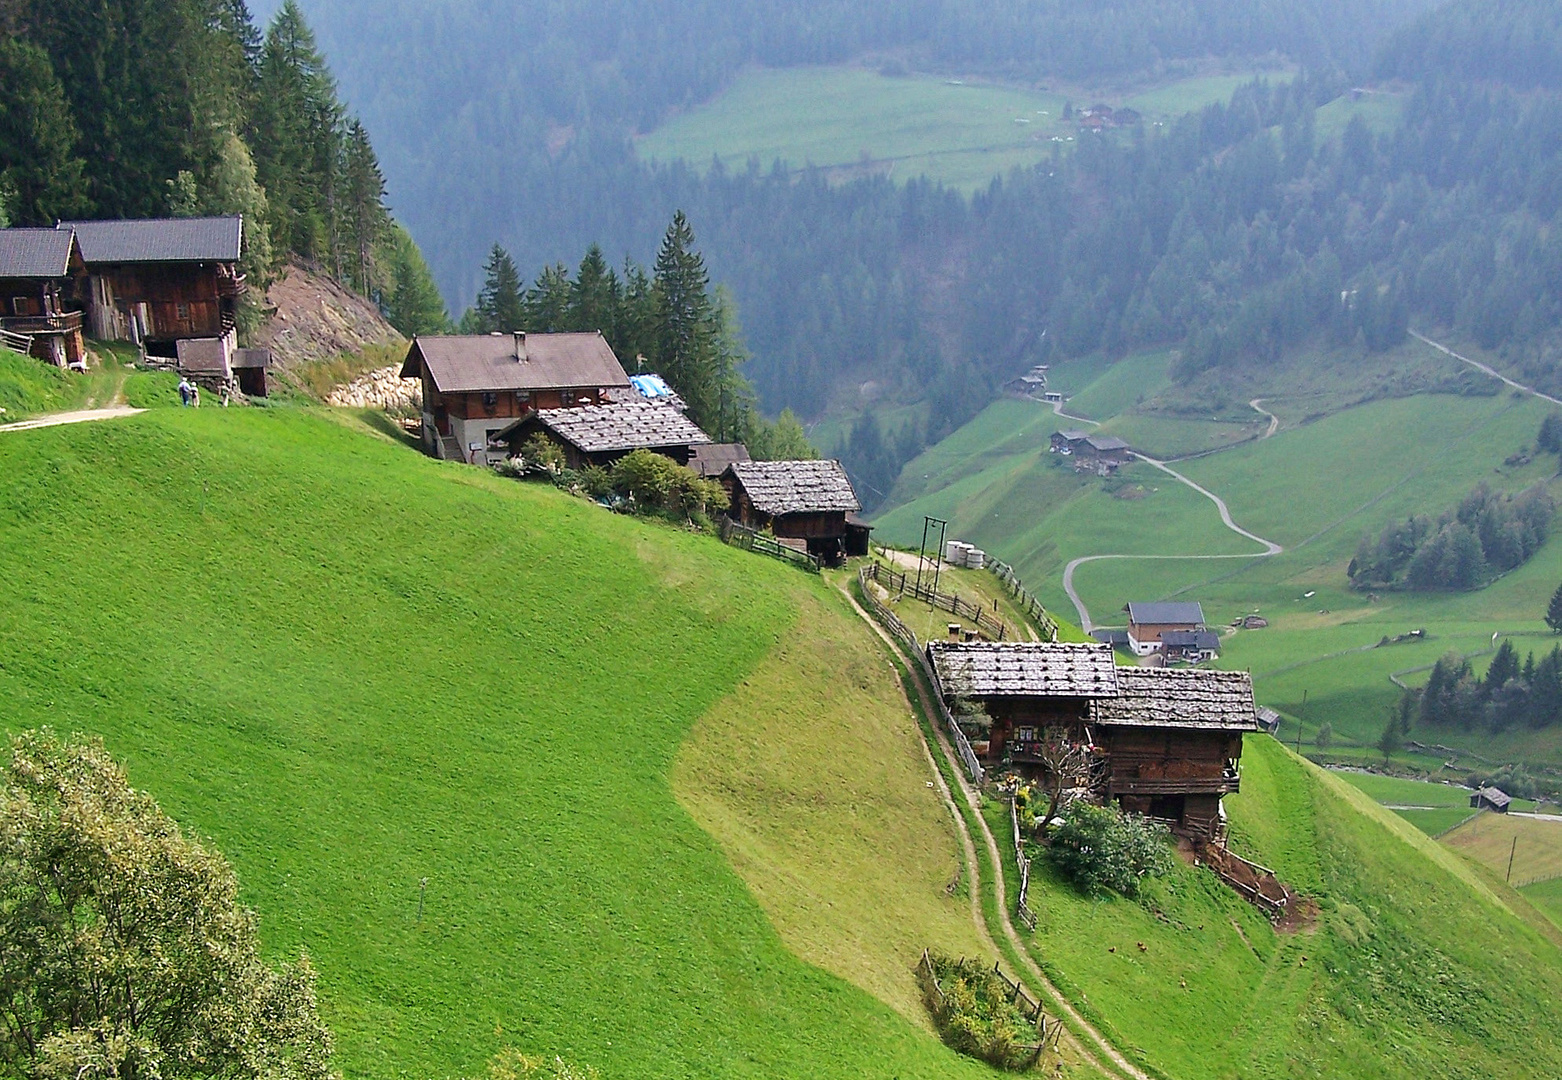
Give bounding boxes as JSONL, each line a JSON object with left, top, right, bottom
{"left": 1061, "top": 451, "right": 1284, "bottom": 632}
{"left": 1410, "top": 329, "right": 1562, "bottom": 407}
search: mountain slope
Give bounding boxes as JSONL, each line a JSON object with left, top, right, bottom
{"left": 0, "top": 406, "right": 992, "bottom": 1080}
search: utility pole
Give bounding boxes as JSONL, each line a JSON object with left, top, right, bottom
{"left": 1296, "top": 689, "right": 1308, "bottom": 755}
{"left": 1507, "top": 837, "right": 1518, "bottom": 883}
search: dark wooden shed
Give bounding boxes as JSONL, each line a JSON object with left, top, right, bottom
{"left": 0, "top": 228, "right": 87, "bottom": 366}
{"left": 1471, "top": 786, "right": 1512, "bottom": 813}
{"left": 62, "top": 217, "right": 244, "bottom": 355}
{"left": 724, "top": 459, "right": 867, "bottom": 564}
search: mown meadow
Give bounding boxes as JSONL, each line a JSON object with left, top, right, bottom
{"left": 0, "top": 405, "right": 997, "bottom": 1080}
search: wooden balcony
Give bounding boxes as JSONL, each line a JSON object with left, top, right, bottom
{"left": 1, "top": 310, "right": 83, "bottom": 335}
{"left": 1109, "top": 769, "right": 1240, "bottom": 797}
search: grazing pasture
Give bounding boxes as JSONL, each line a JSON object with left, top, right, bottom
{"left": 0, "top": 406, "right": 995, "bottom": 1080}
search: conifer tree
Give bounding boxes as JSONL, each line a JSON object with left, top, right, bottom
{"left": 476, "top": 244, "right": 525, "bottom": 332}
{"left": 1548, "top": 582, "right": 1562, "bottom": 634}
{"left": 653, "top": 211, "right": 718, "bottom": 423}
{"left": 525, "top": 263, "right": 572, "bottom": 333}
{"left": 0, "top": 39, "right": 90, "bottom": 224}
{"left": 383, "top": 224, "right": 450, "bottom": 336}
{"left": 341, "top": 119, "right": 389, "bottom": 294}
{"left": 568, "top": 245, "right": 619, "bottom": 335}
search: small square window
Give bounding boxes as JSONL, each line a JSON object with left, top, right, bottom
{"left": 481, "top": 391, "right": 498, "bottom": 408}
{"left": 176, "top": 302, "right": 191, "bottom": 320}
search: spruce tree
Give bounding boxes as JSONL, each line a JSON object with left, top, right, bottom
{"left": 0, "top": 39, "right": 90, "bottom": 223}
{"left": 341, "top": 120, "right": 389, "bottom": 294}
{"left": 1548, "top": 581, "right": 1562, "bottom": 633}
{"left": 653, "top": 211, "right": 718, "bottom": 424}
{"left": 383, "top": 224, "right": 449, "bottom": 336}
{"left": 525, "top": 263, "right": 571, "bottom": 333}
{"left": 475, "top": 244, "right": 525, "bottom": 332}
{"left": 1377, "top": 716, "right": 1403, "bottom": 760}
{"left": 568, "top": 245, "right": 619, "bottom": 336}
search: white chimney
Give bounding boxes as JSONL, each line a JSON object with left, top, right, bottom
{"left": 514, "top": 332, "right": 527, "bottom": 362}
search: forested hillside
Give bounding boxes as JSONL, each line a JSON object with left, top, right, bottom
{"left": 260, "top": 0, "right": 1562, "bottom": 508}
{"left": 0, "top": 0, "right": 448, "bottom": 336}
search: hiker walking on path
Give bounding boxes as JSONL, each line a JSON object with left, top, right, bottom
{"left": 191, "top": 383, "right": 200, "bottom": 408}
{"left": 178, "top": 378, "right": 193, "bottom": 407}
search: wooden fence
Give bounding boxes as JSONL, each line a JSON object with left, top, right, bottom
{"left": 0, "top": 328, "right": 32, "bottom": 356}
{"left": 915, "top": 949, "right": 1057, "bottom": 1066}
{"left": 856, "top": 565, "right": 986, "bottom": 785}
{"left": 986, "top": 558, "right": 1060, "bottom": 642}
{"left": 862, "top": 560, "right": 1009, "bottom": 641}
{"left": 719, "top": 517, "right": 821, "bottom": 573}
{"left": 1198, "top": 843, "right": 1291, "bottom": 919}
{"left": 1009, "top": 795, "right": 1038, "bottom": 932}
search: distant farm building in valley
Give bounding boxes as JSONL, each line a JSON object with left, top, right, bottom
{"left": 1126, "top": 601, "right": 1207, "bottom": 657}
{"left": 1470, "top": 787, "right": 1512, "bottom": 813}
{"left": 0, "top": 228, "right": 87, "bottom": 366}
{"left": 927, "top": 640, "right": 1257, "bottom": 840}
{"left": 498, "top": 399, "right": 711, "bottom": 470}
{"left": 1050, "top": 430, "right": 1132, "bottom": 473}
{"left": 400, "top": 331, "right": 632, "bottom": 464}
{"left": 1004, "top": 364, "right": 1049, "bottom": 396}
{"left": 724, "top": 459, "right": 870, "bottom": 563}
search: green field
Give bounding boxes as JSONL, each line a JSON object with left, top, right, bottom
{"left": 995, "top": 736, "right": 1562, "bottom": 1079}
{"left": 1444, "top": 812, "right": 1562, "bottom": 889}
{"left": 0, "top": 405, "right": 1001, "bottom": 1080}
{"left": 636, "top": 65, "right": 1294, "bottom": 192}
{"left": 870, "top": 335, "right": 1562, "bottom": 773}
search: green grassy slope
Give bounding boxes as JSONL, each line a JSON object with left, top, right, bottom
{"left": 0, "top": 408, "right": 993, "bottom": 1080}
{"left": 1008, "top": 736, "right": 1562, "bottom": 1079}
{"left": 636, "top": 65, "right": 1293, "bottom": 192}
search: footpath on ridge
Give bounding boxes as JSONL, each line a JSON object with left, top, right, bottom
{"left": 838, "top": 581, "right": 1151, "bottom": 1080}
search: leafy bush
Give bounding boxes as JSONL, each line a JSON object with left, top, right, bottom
{"left": 919, "top": 952, "right": 1040, "bottom": 1071}
{"left": 609, "top": 449, "right": 727, "bottom": 520}
{"left": 519, "top": 433, "right": 567, "bottom": 475}
{"left": 1046, "top": 802, "right": 1173, "bottom": 898}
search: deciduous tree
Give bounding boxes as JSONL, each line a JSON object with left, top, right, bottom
{"left": 0, "top": 730, "right": 334, "bottom": 1080}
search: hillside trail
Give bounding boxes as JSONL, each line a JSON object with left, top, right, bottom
{"left": 1249, "top": 398, "right": 1279, "bottom": 439}
{"left": 838, "top": 583, "right": 1150, "bottom": 1080}
{"left": 0, "top": 406, "right": 144, "bottom": 433}
{"left": 1410, "top": 329, "right": 1562, "bottom": 407}
{"left": 1062, "top": 451, "right": 1283, "bottom": 631}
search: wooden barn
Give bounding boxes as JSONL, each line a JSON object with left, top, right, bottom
{"left": 927, "top": 641, "right": 1257, "bottom": 840}
{"left": 1090, "top": 667, "right": 1255, "bottom": 840}
{"left": 724, "top": 459, "right": 870, "bottom": 564}
{"left": 62, "top": 217, "right": 244, "bottom": 356}
{"left": 1161, "top": 629, "right": 1221, "bottom": 664}
{"left": 0, "top": 228, "right": 87, "bottom": 366}
{"left": 400, "top": 332, "right": 633, "bottom": 464}
{"left": 687, "top": 442, "right": 750, "bottom": 480}
{"left": 1470, "top": 786, "right": 1511, "bottom": 813}
{"left": 1050, "top": 430, "right": 1132, "bottom": 473}
{"left": 1126, "top": 601, "right": 1206, "bottom": 657}
{"left": 497, "top": 399, "right": 711, "bottom": 470}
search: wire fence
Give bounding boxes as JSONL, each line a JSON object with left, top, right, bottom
{"left": 986, "top": 558, "right": 1060, "bottom": 642}
{"left": 857, "top": 564, "right": 985, "bottom": 785}
{"left": 862, "top": 560, "right": 1009, "bottom": 640}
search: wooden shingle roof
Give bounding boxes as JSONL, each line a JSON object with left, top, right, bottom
{"left": 688, "top": 442, "right": 751, "bottom": 478}
{"left": 1090, "top": 667, "right": 1257, "bottom": 730}
{"left": 928, "top": 642, "right": 1120, "bottom": 698}
{"left": 727, "top": 459, "right": 860, "bottom": 514}
{"left": 401, "top": 332, "right": 632, "bottom": 394}
{"left": 531, "top": 399, "right": 711, "bottom": 453}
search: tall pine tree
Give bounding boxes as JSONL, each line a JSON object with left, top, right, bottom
{"left": 474, "top": 245, "right": 525, "bottom": 332}
{"left": 653, "top": 211, "right": 718, "bottom": 425}
{"left": 0, "top": 39, "right": 90, "bottom": 223}
{"left": 1549, "top": 582, "right": 1562, "bottom": 634}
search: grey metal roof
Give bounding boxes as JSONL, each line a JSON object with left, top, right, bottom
{"left": 0, "top": 228, "right": 76, "bottom": 278}
{"left": 61, "top": 216, "right": 242, "bottom": 264}
{"left": 1086, "top": 434, "right": 1131, "bottom": 452}
{"left": 727, "top": 459, "right": 860, "bottom": 515}
{"left": 529, "top": 399, "right": 711, "bottom": 453}
{"left": 1090, "top": 667, "right": 1257, "bottom": 730}
{"left": 1162, "top": 630, "right": 1221, "bottom": 650}
{"left": 1056, "top": 429, "right": 1091, "bottom": 441}
{"left": 1128, "top": 602, "right": 1206, "bottom": 626}
{"left": 928, "top": 642, "right": 1120, "bottom": 699}
{"left": 688, "top": 442, "right": 751, "bottom": 478}
{"left": 401, "top": 332, "right": 632, "bottom": 394}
